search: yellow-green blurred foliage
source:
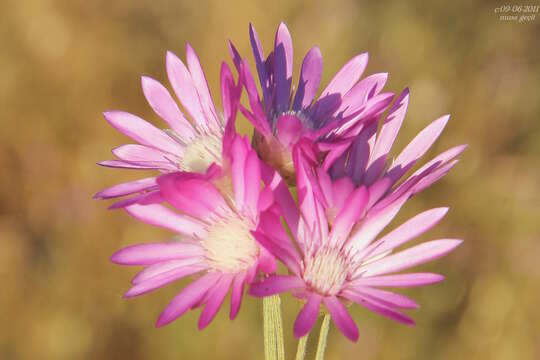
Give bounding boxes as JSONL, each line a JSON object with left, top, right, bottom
{"left": 1, "top": 0, "right": 539, "bottom": 359}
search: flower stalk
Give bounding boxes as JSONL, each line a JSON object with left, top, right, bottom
{"left": 295, "top": 334, "right": 309, "bottom": 360}
{"left": 315, "top": 314, "right": 331, "bottom": 360}
{"left": 263, "top": 295, "right": 285, "bottom": 360}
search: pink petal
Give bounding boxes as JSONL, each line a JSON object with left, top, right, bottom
{"left": 141, "top": 76, "right": 195, "bottom": 139}
{"left": 112, "top": 143, "right": 178, "bottom": 164}
{"left": 330, "top": 186, "right": 368, "bottom": 246}
{"left": 349, "top": 273, "right": 445, "bottom": 288}
{"left": 166, "top": 51, "right": 207, "bottom": 129}
{"left": 360, "top": 239, "right": 463, "bottom": 277}
{"left": 230, "top": 136, "right": 248, "bottom": 210}
{"left": 341, "top": 289, "right": 415, "bottom": 325}
{"left": 98, "top": 159, "right": 160, "bottom": 169}
{"left": 230, "top": 272, "right": 247, "bottom": 319}
{"left": 320, "top": 53, "right": 368, "bottom": 97}
{"left": 331, "top": 177, "right": 356, "bottom": 210}
{"left": 94, "top": 177, "right": 157, "bottom": 199}
{"left": 252, "top": 231, "right": 302, "bottom": 276}
{"left": 387, "top": 115, "right": 449, "bottom": 183}
{"left": 248, "top": 275, "right": 305, "bottom": 297}
{"left": 323, "top": 296, "right": 359, "bottom": 341}
{"left": 339, "top": 72, "right": 388, "bottom": 114}
{"left": 103, "top": 111, "right": 183, "bottom": 155}
{"left": 124, "top": 203, "right": 207, "bottom": 238}
{"left": 110, "top": 242, "right": 204, "bottom": 265}
{"left": 132, "top": 258, "right": 204, "bottom": 284}
{"left": 125, "top": 265, "right": 205, "bottom": 297}
{"left": 293, "top": 46, "right": 323, "bottom": 110}
{"left": 198, "top": 274, "right": 234, "bottom": 329}
{"left": 220, "top": 62, "right": 239, "bottom": 127}
{"left": 344, "top": 286, "right": 419, "bottom": 309}
{"left": 276, "top": 114, "right": 303, "bottom": 148}
{"left": 293, "top": 293, "right": 322, "bottom": 338}
{"left": 243, "top": 150, "right": 261, "bottom": 218}
{"left": 156, "top": 272, "right": 220, "bottom": 327}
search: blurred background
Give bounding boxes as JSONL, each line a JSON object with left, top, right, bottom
{"left": 1, "top": 0, "right": 539, "bottom": 359}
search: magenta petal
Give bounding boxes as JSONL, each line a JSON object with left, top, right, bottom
{"left": 111, "top": 242, "right": 204, "bottom": 265}
{"left": 125, "top": 265, "right": 204, "bottom": 297}
{"left": 360, "top": 239, "right": 463, "bottom": 277}
{"left": 243, "top": 150, "right": 261, "bottom": 218}
{"left": 293, "top": 46, "right": 323, "bottom": 111}
{"left": 103, "top": 111, "right": 183, "bottom": 155}
{"left": 293, "top": 293, "right": 322, "bottom": 338}
{"left": 230, "top": 272, "right": 247, "bottom": 320}
{"left": 330, "top": 186, "right": 368, "bottom": 246}
{"left": 156, "top": 272, "right": 220, "bottom": 327}
{"left": 331, "top": 177, "right": 356, "bottom": 211}
{"left": 124, "top": 203, "right": 207, "bottom": 238}
{"left": 323, "top": 296, "right": 359, "bottom": 341}
{"left": 141, "top": 76, "right": 195, "bottom": 139}
{"left": 94, "top": 177, "right": 157, "bottom": 199}
{"left": 198, "top": 274, "right": 234, "bottom": 329}
{"left": 350, "top": 273, "right": 445, "bottom": 288}
{"left": 166, "top": 51, "right": 207, "bottom": 129}
{"left": 230, "top": 136, "right": 248, "bottom": 210}
{"left": 321, "top": 53, "right": 368, "bottom": 97}
{"left": 252, "top": 231, "right": 302, "bottom": 276}
{"left": 276, "top": 114, "right": 303, "bottom": 148}
{"left": 248, "top": 275, "right": 305, "bottom": 297}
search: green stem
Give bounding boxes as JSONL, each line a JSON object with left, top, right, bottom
{"left": 263, "top": 295, "right": 285, "bottom": 360}
{"left": 295, "top": 334, "right": 309, "bottom": 360}
{"left": 315, "top": 314, "right": 331, "bottom": 360}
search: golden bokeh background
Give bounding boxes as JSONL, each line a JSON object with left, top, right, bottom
{"left": 1, "top": 0, "right": 539, "bottom": 359}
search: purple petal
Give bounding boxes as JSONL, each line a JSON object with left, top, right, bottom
{"left": 293, "top": 293, "right": 322, "bottom": 338}
{"left": 360, "top": 239, "right": 463, "bottom": 277}
{"left": 248, "top": 275, "right": 305, "bottom": 297}
{"left": 249, "top": 23, "right": 271, "bottom": 105}
{"left": 350, "top": 273, "right": 445, "bottom": 288}
{"left": 198, "top": 274, "right": 234, "bottom": 329}
{"left": 110, "top": 242, "right": 204, "bottom": 265}
{"left": 273, "top": 22, "right": 294, "bottom": 113}
{"left": 124, "top": 203, "right": 207, "bottom": 238}
{"left": 94, "top": 177, "right": 157, "bottom": 199}
{"left": 141, "top": 76, "right": 196, "bottom": 139}
{"left": 103, "top": 111, "right": 183, "bottom": 155}
{"left": 293, "top": 47, "right": 323, "bottom": 111}
{"left": 323, "top": 296, "right": 359, "bottom": 341}
{"left": 156, "top": 272, "right": 220, "bottom": 327}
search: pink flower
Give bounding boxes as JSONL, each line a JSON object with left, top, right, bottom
{"left": 95, "top": 45, "right": 241, "bottom": 208}
{"left": 249, "top": 148, "right": 463, "bottom": 341}
{"left": 110, "top": 135, "right": 276, "bottom": 329}
{"left": 229, "top": 22, "right": 394, "bottom": 181}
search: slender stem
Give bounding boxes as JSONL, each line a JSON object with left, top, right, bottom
{"left": 295, "top": 334, "right": 309, "bottom": 360}
{"left": 315, "top": 314, "right": 331, "bottom": 360}
{"left": 263, "top": 295, "right": 285, "bottom": 360}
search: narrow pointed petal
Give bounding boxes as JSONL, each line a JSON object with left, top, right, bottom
{"left": 166, "top": 51, "right": 208, "bottom": 129}
{"left": 387, "top": 115, "right": 449, "bottom": 183}
{"left": 331, "top": 176, "right": 356, "bottom": 210}
{"left": 243, "top": 150, "right": 261, "bottom": 218}
{"left": 112, "top": 144, "right": 178, "bottom": 164}
{"left": 230, "top": 272, "right": 247, "bottom": 319}
{"left": 94, "top": 177, "right": 157, "bottom": 199}
{"left": 103, "top": 111, "right": 183, "bottom": 155}
{"left": 293, "top": 293, "right": 322, "bottom": 338}
{"left": 110, "top": 242, "right": 204, "bottom": 265}
{"left": 198, "top": 275, "right": 234, "bottom": 329}
{"left": 293, "top": 47, "right": 323, "bottom": 110}
{"left": 349, "top": 273, "right": 445, "bottom": 288}
{"left": 230, "top": 136, "right": 248, "bottom": 210}
{"left": 125, "top": 265, "right": 204, "bottom": 297}
{"left": 323, "top": 296, "right": 359, "bottom": 341}
{"left": 156, "top": 273, "right": 220, "bottom": 327}
{"left": 249, "top": 23, "right": 271, "bottom": 104}
{"left": 141, "top": 76, "right": 196, "bottom": 139}
{"left": 274, "top": 22, "right": 294, "bottom": 113}
{"left": 339, "top": 72, "right": 388, "bottom": 114}
{"left": 330, "top": 186, "right": 368, "bottom": 245}
{"left": 124, "top": 203, "right": 207, "bottom": 238}
{"left": 252, "top": 231, "right": 302, "bottom": 276}
{"left": 360, "top": 239, "right": 463, "bottom": 277}
{"left": 98, "top": 160, "right": 162, "bottom": 169}
{"left": 320, "top": 53, "right": 368, "bottom": 97}
{"left": 345, "top": 286, "right": 419, "bottom": 309}
{"left": 341, "top": 289, "right": 415, "bottom": 325}
{"left": 248, "top": 275, "right": 305, "bottom": 297}
{"left": 132, "top": 258, "right": 204, "bottom": 284}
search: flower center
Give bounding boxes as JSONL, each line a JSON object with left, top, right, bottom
{"left": 201, "top": 214, "right": 259, "bottom": 273}
{"left": 179, "top": 131, "right": 223, "bottom": 173}
{"left": 302, "top": 247, "right": 350, "bottom": 296}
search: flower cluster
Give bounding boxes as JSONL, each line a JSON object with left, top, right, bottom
{"left": 96, "top": 23, "right": 464, "bottom": 342}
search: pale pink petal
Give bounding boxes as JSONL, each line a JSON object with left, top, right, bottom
{"left": 98, "top": 160, "right": 160, "bottom": 169}
{"left": 141, "top": 76, "right": 195, "bottom": 139}
{"left": 94, "top": 177, "right": 157, "bottom": 199}
{"left": 339, "top": 72, "right": 388, "bottom": 114}
{"left": 198, "top": 274, "right": 234, "bottom": 329}
{"left": 293, "top": 47, "right": 323, "bottom": 111}
{"left": 249, "top": 275, "right": 305, "bottom": 297}
{"left": 166, "top": 51, "right": 207, "bottom": 129}
{"left": 131, "top": 258, "right": 204, "bottom": 284}
{"left": 331, "top": 177, "right": 356, "bottom": 210}
{"left": 230, "top": 136, "right": 248, "bottom": 210}
{"left": 323, "top": 296, "right": 359, "bottom": 341}
{"left": 243, "top": 150, "right": 261, "bottom": 218}
{"left": 349, "top": 273, "right": 444, "bottom": 288}
{"left": 320, "top": 53, "right": 368, "bottom": 98}
{"left": 344, "top": 286, "right": 419, "bottom": 309}
{"left": 156, "top": 272, "right": 220, "bottom": 327}
{"left": 103, "top": 111, "right": 183, "bottom": 155}
{"left": 112, "top": 144, "right": 178, "bottom": 163}
{"left": 341, "top": 289, "right": 415, "bottom": 325}
{"left": 110, "top": 242, "right": 204, "bottom": 265}
{"left": 293, "top": 293, "right": 322, "bottom": 338}
{"left": 124, "top": 203, "right": 207, "bottom": 238}
{"left": 124, "top": 265, "right": 205, "bottom": 297}
{"left": 360, "top": 239, "right": 463, "bottom": 277}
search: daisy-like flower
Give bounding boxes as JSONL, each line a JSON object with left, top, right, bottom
{"left": 94, "top": 45, "right": 240, "bottom": 208}
{"left": 110, "top": 134, "right": 277, "bottom": 329}
{"left": 229, "top": 22, "right": 394, "bottom": 182}
{"left": 325, "top": 88, "right": 467, "bottom": 212}
{"left": 249, "top": 147, "right": 462, "bottom": 341}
